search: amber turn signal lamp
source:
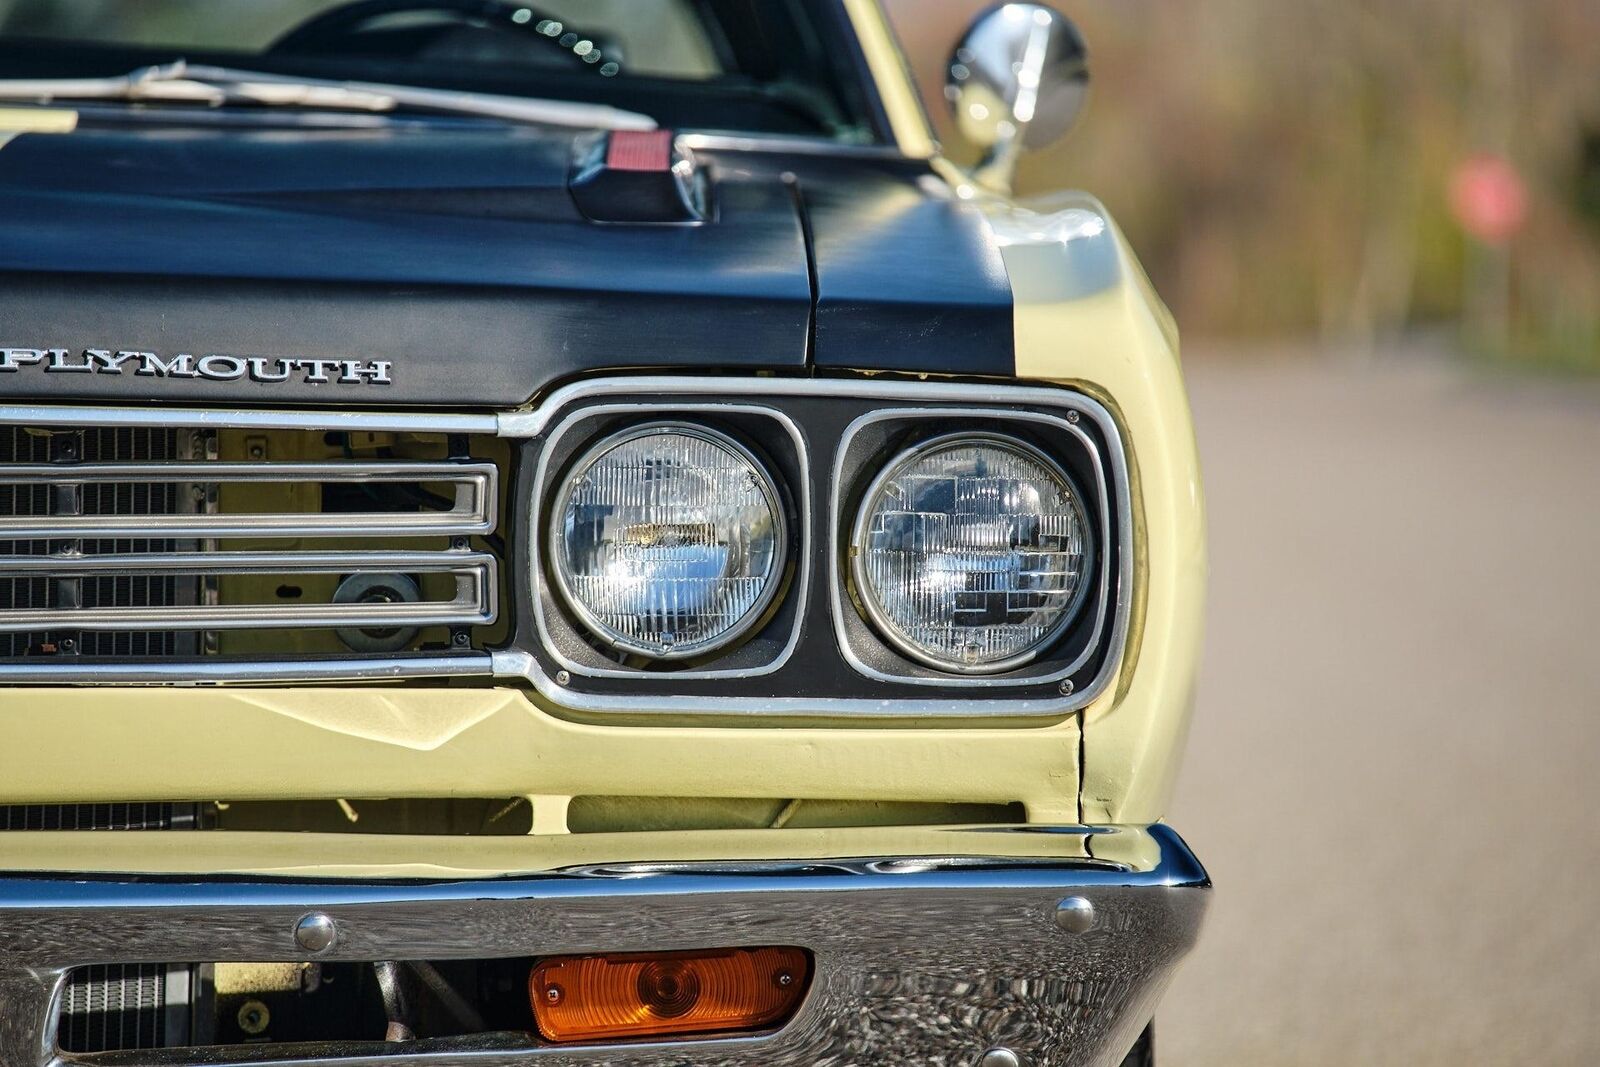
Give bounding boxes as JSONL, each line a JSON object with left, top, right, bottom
{"left": 528, "top": 946, "right": 810, "bottom": 1044}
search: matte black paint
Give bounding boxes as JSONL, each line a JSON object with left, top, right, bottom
{"left": 0, "top": 121, "right": 1014, "bottom": 408}
{"left": 798, "top": 162, "right": 1014, "bottom": 376}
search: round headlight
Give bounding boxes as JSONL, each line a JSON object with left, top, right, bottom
{"left": 850, "top": 433, "right": 1092, "bottom": 674}
{"left": 550, "top": 424, "right": 787, "bottom": 660}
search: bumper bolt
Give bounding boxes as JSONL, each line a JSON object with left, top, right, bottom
{"left": 237, "top": 999, "right": 270, "bottom": 1036}
{"left": 1055, "top": 896, "right": 1096, "bottom": 934}
{"left": 294, "top": 912, "right": 338, "bottom": 954}
{"left": 979, "top": 1050, "right": 1023, "bottom": 1067}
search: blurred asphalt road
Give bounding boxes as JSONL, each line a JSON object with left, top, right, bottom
{"left": 1160, "top": 351, "right": 1600, "bottom": 1066}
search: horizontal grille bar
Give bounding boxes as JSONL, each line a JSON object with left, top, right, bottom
{"left": 0, "top": 551, "right": 496, "bottom": 631}
{"left": 0, "top": 653, "right": 491, "bottom": 683}
{"left": 0, "top": 461, "right": 496, "bottom": 539}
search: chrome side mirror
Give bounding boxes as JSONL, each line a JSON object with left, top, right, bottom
{"left": 946, "top": 3, "right": 1089, "bottom": 193}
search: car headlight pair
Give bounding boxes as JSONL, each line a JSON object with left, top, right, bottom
{"left": 550, "top": 424, "right": 1093, "bottom": 674}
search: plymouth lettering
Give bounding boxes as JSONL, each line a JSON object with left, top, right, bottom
{"left": 0, "top": 348, "right": 392, "bottom": 385}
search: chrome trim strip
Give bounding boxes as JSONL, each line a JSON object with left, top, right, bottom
{"left": 0, "top": 461, "right": 496, "bottom": 539}
{"left": 0, "top": 552, "right": 497, "bottom": 632}
{"left": 0, "top": 653, "right": 493, "bottom": 684}
{"left": 497, "top": 376, "right": 1132, "bottom": 720}
{"left": 529, "top": 402, "right": 812, "bottom": 682}
{"left": 499, "top": 377, "right": 1130, "bottom": 439}
{"left": 0, "top": 406, "right": 497, "bottom": 434}
{"left": 677, "top": 131, "right": 908, "bottom": 159}
{"left": 0, "top": 825, "right": 1207, "bottom": 1067}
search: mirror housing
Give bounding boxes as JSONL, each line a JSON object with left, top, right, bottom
{"left": 946, "top": 3, "right": 1089, "bottom": 193}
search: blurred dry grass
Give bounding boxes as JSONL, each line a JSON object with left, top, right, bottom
{"left": 885, "top": 0, "right": 1600, "bottom": 369}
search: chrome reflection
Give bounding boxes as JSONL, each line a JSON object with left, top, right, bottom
{"left": 947, "top": 3, "right": 1090, "bottom": 192}
{"left": 0, "top": 825, "right": 1207, "bottom": 1067}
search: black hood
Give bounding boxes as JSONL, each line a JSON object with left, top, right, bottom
{"left": 0, "top": 121, "right": 1012, "bottom": 407}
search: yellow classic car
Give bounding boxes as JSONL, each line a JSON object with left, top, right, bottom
{"left": 0, "top": 2, "right": 1206, "bottom": 1065}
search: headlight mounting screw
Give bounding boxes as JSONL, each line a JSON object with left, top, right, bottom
{"left": 1057, "top": 678, "right": 1074, "bottom": 696}
{"left": 555, "top": 669, "right": 571, "bottom": 686}
{"left": 1055, "top": 896, "right": 1096, "bottom": 934}
{"left": 1065, "top": 409, "right": 1080, "bottom": 424}
{"left": 293, "top": 912, "right": 338, "bottom": 954}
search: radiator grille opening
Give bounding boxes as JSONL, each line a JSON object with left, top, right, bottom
{"left": 1, "top": 802, "right": 200, "bottom": 831}
{"left": 59, "top": 964, "right": 181, "bottom": 1053}
{"left": 1, "top": 427, "right": 193, "bottom": 658}
{"left": 566, "top": 797, "right": 1028, "bottom": 833}
{"left": 0, "top": 799, "right": 531, "bottom": 835}
{"left": 0, "top": 424, "right": 508, "bottom": 677}
{"left": 0, "top": 799, "right": 1021, "bottom": 836}
{"left": 78, "top": 427, "right": 186, "bottom": 659}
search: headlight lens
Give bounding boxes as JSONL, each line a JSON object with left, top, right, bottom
{"left": 851, "top": 433, "right": 1092, "bottom": 673}
{"left": 551, "top": 424, "right": 786, "bottom": 660}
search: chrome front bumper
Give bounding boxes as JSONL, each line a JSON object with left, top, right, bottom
{"left": 0, "top": 825, "right": 1208, "bottom": 1067}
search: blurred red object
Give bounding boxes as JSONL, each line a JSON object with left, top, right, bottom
{"left": 1449, "top": 154, "right": 1528, "bottom": 245}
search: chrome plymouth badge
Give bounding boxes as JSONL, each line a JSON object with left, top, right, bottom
{"left": 0, "top": 348, "right": 392, "bottom": 385}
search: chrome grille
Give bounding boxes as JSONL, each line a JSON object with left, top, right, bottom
{"left": 0, "top": 460, "right": 495, "bottom": 540}
{"left": 0, "top": 414, "right": 503, "bottom": 679}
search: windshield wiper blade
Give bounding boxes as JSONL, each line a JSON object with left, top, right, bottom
{"left": 0, "top": 60, "right": 656, "bottom": 132}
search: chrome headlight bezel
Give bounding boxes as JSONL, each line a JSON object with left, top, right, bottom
{"left": 512, "top": 377, "right": 1129, "bottom": 720}
{"left": 546, "top": 421, "right": 791, "bottom": 662}
{"left": 825, "top": 402, "right": 1116, "bottom": 693}
{"left": 848, "top": 431, "right": 1096, "bottom": 676}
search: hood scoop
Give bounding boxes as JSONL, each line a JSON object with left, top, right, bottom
{"left": 569, "top": 130, "right": 708, "bottom": 224}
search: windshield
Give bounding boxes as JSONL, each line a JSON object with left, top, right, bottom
{"left": 0, "top": 0, "right": 881, "bottom": 139}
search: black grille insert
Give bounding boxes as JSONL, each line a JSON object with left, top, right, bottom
{"left": 59, "top": 964, "right": 174, "bottom": 1053}
{"left": 0, "top": 426, "right": 190, "bottom": 659}
{"left": 0, "top": 802, "right": 201, "bottom": 831}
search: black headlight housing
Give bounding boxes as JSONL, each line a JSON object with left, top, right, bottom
{"left": 501, "top": 376, "right": 1128, "bottom": 720}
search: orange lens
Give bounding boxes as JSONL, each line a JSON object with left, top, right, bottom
{"left": 528, "top": 946, "right": 810, "bottom": 1044}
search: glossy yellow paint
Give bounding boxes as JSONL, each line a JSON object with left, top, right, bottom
{"left": 0, "top": 824, "right": 1127, "bottom": 879}
{"left": 840, "top": 0, "right": 937, "bottom": 158}
{"left": 0, "top": 106, "right": 77, "bottom": 148}
{"left": 0, "top": 686, "right": 1082, "bottom": 843}
{"left": 0, "top": 107, "right": 77, "bottom": 133}
{"left": 991, "top": 193, "right": 1205, "bottom": 825}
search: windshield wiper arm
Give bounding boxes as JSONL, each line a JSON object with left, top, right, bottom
{"left": 0, "top": 60, "right": 656, "bottom": 131}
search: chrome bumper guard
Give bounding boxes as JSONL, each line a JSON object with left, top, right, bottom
{"left": 0, "top": 825, "right": 1208, "bottom": 1067}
